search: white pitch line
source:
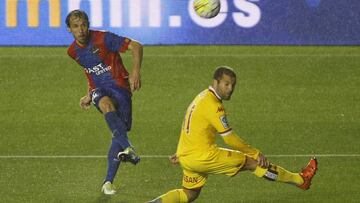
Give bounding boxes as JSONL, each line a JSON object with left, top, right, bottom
{"left": 0, "top": 154, "right": 359, "bottom": 159}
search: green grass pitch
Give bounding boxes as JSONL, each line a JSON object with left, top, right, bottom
{"left": 0, "top": 46, "right": 359, "bottom": 202}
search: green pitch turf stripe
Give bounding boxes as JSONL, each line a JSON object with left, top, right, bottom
{"left": 0, "top": 54, "right": 358, "bottom": 58}
{"left": 0, "top": 154, "right": 359, "bottom": 158}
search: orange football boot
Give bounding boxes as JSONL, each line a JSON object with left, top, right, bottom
{"left": 297, "top": 157, "right": 318, "bottom": 190}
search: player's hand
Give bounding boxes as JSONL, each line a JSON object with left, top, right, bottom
{"left": 169, "top": 153, "right": 179, "bottom": 165}
{"left": 257, "top": 153, "right": 270, "bottom": 168}
{"left": 79, "top": 95, "right": 92, "bottom": 110}
{"left": 129, "top": 71, "right": 141, "bottom": 92}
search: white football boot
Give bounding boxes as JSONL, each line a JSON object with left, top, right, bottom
{"left": 101, "top": 181, "right": 116, "bottom": 195}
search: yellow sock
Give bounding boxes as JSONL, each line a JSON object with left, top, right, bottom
{"left": 253, "top": 164, "right": 304, "bottom": 185}
{"left": 272, "top": 165, "right": 304, "bottom": 185}
{"left": 159, "top": 189, "right": 188, "bottom": 203}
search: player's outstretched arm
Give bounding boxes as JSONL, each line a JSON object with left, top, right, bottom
{"left": 222, "top": 132, "right": 260, "bottom": 160}
{"left": 256, "top": 153, "right": 270, "bottom": 168}
{"left": 127, "top": 40, "right": 143, "bottom": 92}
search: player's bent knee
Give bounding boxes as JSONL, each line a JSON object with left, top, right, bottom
{"left": 99, "top": 97, "right": 116, "bottom": 113}
{"left": 184, "top": 188, "right": 201, "bottom": 202}
{"left": 242, "top": 156, "right": 258, "bottom": 171}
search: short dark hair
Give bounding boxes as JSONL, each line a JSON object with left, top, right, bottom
{"left": 213, "top": 66, "right": 236, "bottom": 81}
{"left": 65, "top": 9, "right": 89, "bottom": 27}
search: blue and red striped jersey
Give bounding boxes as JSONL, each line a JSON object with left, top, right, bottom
{"left": 67, "top": 30, "right": 131, "bottom": 92}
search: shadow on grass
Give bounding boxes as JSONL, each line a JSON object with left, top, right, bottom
{"left": 95, "top": 194, "right": 112, "bottom": 203}
{"left": 95, "top": 194, "right": 132, "bottom": 203}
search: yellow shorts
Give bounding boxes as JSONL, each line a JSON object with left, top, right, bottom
{"left": 179, "top": 148, "right": 246, "bottom": 189}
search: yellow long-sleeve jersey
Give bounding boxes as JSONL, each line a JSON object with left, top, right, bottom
{"left": 176, "top": 87, "right": 259, "bottom": 158}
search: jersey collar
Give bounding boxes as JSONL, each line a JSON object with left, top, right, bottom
{"left": 208, "top": 86, "right": 222, "bottom": 101}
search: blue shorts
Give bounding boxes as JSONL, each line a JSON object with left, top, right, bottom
{"left": 90, "top": 86, "right": 132, "bottom": 131}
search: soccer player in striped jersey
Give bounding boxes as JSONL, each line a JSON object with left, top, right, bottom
{"left": 149, "top": 66, "right": 318, "bottom": 203}
{"left": 66, "top": 10, "right": 143, "bottom": 195}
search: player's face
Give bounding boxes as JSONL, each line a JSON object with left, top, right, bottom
{"left": 213, "top": 74, "right": 236, "bottom": 100}
{"left": 67, "top": 16, "right": 89, "bottom": 46}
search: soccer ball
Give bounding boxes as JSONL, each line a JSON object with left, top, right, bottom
{"left": 193, "top": 0, "right": 221, "bottom": 19}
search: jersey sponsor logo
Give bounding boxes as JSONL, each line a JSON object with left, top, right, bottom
{"left": 220, "top": 115, "right": 229, "bottom": 129}
{"left": 91, "top": 46, "right": 100, "bottom": 54}
{"left": 217, "top": 106, "right": 225, "bottom": 113}
{"left": 85, "top": 63, "right": 112, "bottom": 76}
{"left": 183, "top": 175, "right": 199, "bottom": 183}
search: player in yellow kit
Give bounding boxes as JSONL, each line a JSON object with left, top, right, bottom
{"left": 148, "top": 66, "right": 318, "bottom": 203}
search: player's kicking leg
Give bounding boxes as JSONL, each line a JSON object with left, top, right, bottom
{"left": 247, "top": 156, "right": 318, "bottom": 190}
{"left": 97, "top": 95, "right": 139, "bottom": 194}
